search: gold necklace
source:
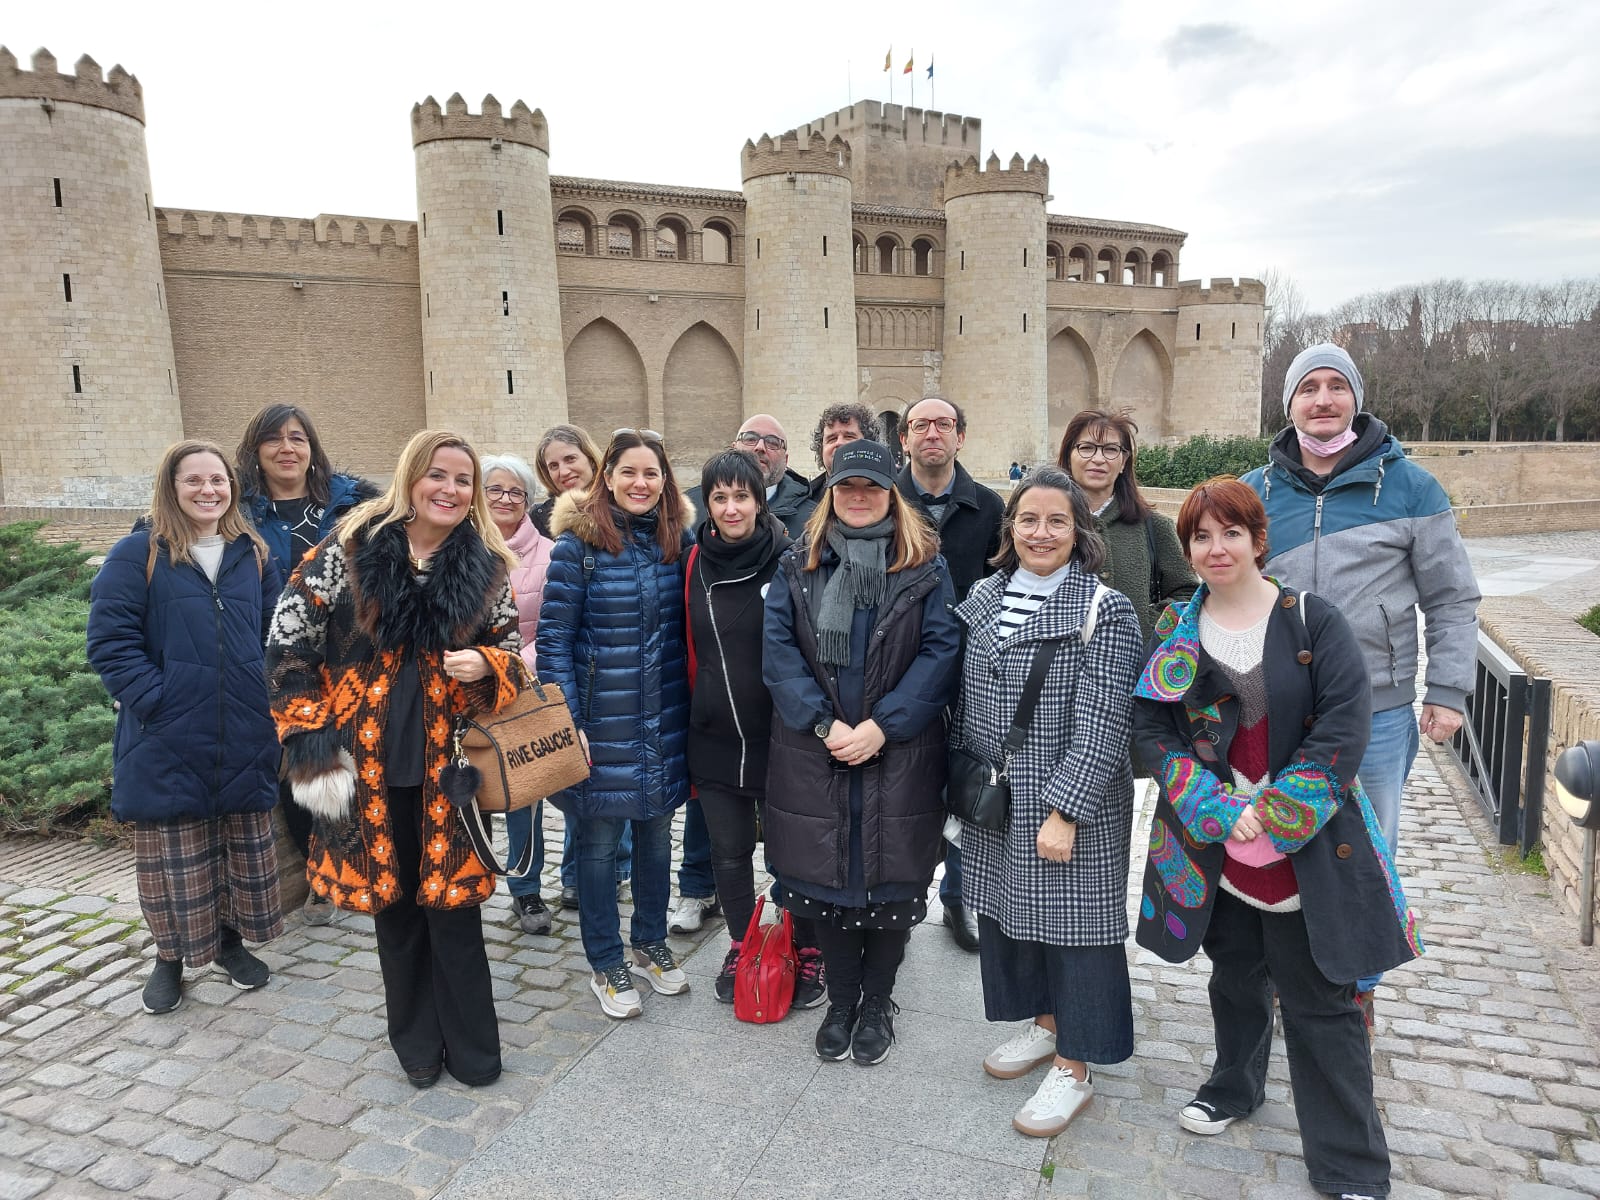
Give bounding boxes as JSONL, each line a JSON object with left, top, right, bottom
{"left": 405, "top": 538, "right": 434, "bottom": 572}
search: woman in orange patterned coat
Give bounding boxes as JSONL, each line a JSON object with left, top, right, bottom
{"left": 267, "top": 430, "right": 522, "bottom": 1088}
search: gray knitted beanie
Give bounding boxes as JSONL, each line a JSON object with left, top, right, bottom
{"left": 1282, "top": 343, "right": 1365, "bottom": 416}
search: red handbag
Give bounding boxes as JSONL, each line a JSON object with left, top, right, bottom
{"left": 733, "top": 896, "right": 797, "bottom": 1024}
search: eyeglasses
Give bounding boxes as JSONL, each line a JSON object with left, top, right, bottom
{"left": 1073, "top": 442, "right": 1126, "bottom": 461}
{"left": 735, "top": 431, "right": 787, "bottom": 452}
{"left": 906, "top": 417, "right": 957, "bottom": 435}
{"left": 484, "top": 485, "right": 528, "bottom": 503}
{"left": 1013, "top": 514, "right": 1074, "bottom": 534}
{"left": 178, "top": 475, "right": 230, "bottom": 490}
{"left": 614, "top": 428, "right": 663, "bottom": 443}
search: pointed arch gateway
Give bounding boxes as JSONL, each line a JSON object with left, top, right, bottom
{"left": 664, "top": 322, "right": 742, "bottom": 473}
{"left": 1109, "top": 329, "right": 1172, "bottom": 439}
{"left": 1047, "top": 327, "right": 1097, "bottom": 457}
{"left": 565, "top": 319, "right": 647, "bottom": 437}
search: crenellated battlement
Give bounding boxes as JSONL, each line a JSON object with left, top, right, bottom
{"left": 741, "top": 130, "right": 852, "bottom": 183}
{"left": 943, "top": 152, "right": 1048, "bottom": 202}
{"left": 0, "top": 46, "right": 144, "bottom": 123}
{"left": 1176, "top": 276, "right": 1266, "bottom": 306}
{"left": 411, "top": 93, "right": 548, "bottom": 151}
{"left": 800, "top": 101, "right": 980, "bottom": 151}
{"left": 154, "top": 208, "right": 416, "bottom": 250}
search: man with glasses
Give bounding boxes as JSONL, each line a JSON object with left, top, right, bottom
{"left": 894, "top": 396, "right": 1005, "bottom": 953}
{"left": 687, "top": 414, "right": 817, "bottom": 540}
{"left": 805, "top": 403, "right": 885, "bottom": 505}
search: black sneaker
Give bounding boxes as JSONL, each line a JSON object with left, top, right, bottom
{"left": 560, "top": 885, "right": 580, "bottom": 911}
{"left": 852, "top": 994, "right": 899, "bottom": 1065}
{"left": 815, "top": 1002, "right": 857, "bottom": 1061}
{"left": 794, "top": 948, "right": 827, "bottom": 1009}
{"left": 513, "top": 893, "right": 553, "bottom": 936}
{"left": 715, "top": 943, "right": 740, "bottom": 1004}
{"left": 142, "top": 958, "right": 183, "bottom": 1014}
{"left": 214, "top": 942, "right": 269, "bottom": 990}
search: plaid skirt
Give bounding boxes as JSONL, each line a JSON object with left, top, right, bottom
{"left": 134, "top": 811, "right": 285, "bottom": 966}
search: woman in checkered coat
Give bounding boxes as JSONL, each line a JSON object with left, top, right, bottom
{"left": 950, "top": 468, "right": 1144, "bottom": 1138}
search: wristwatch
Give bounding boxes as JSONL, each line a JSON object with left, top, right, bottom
{"left": 814, "top": 719, "right": 832, "bottom": 739}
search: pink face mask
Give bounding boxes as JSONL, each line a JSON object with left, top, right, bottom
{"left": 1297, "top": 427, "right": 1359, "bottom": 458}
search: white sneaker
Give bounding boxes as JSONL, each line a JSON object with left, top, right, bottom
{"left": 668, "top": 894, "right": 716, "bottom": 934}
{"left": 1178, "top": 1099, "right": 1238, "bottom": 1136}
{"left": 983, "top": 1022, "right": 1058, "bottom": 1080}
{"left": 631, "top": 941, "right": 690, "bottom": 995}
{"left": 590, "top": 965, "right": 642, "bottom": 1019}
{"left": 1012, "top": 1065, "right": 1093, "bottom": 1138}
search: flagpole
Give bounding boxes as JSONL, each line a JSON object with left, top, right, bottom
{"left": 847, "top": 59, "right": 852, "bottom": 104}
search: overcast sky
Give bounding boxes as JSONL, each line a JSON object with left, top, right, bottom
{"left": 10, "top": 1, "right": 1597, "bottom": 310}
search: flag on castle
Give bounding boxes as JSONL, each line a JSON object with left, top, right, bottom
{"left": 903, "top": 53, "right": 914, "bottom": 74}
{"left": 927, "top": 56, "right": 934, "bottom": 80}
{"left": 883, "top": 48, "right": 891, "bottom": 71}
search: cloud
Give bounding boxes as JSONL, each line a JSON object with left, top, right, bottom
{"left": 1161, "top": 22, "right": 1269, "bottom": 66}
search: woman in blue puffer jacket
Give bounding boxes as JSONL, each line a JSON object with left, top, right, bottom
{"left": 536, "top": 429, "right": 695, "bottom": 1021}
{"left": 88, "top": 440, "right": 285, "bottom": 1017}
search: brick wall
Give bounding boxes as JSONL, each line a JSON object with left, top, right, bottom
{"left": 1411, "top": 443, "right": 1600, "bottom": 506}
{"left": 1478, "top": 598, "right": 1600, "bottom": 934}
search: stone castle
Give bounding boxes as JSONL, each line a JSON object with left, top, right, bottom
{"left": 0, "top": 47, "right": 1264, "bottom": 506}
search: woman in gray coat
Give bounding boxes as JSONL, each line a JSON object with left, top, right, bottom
{"left": 951, "top": 468, "right": 1144, "bottom": 1139}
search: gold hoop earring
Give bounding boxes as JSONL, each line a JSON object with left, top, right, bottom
{"left": 404, "top": 506, "right": 416, "bottom": 523}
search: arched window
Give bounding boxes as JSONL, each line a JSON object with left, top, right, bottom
{"left": 1096, "top": 247, "right": 1119, "bottom": 284}
{"left": 1151, "top": 250, "right": 1174, "bottom": 287}
{"left": 1046, "top": 241, "right": 1065, "bottom": 280}
{"left": 912, "top": 237, "right": 936, "bottom": 276}
{"left": 1067, "top": 245, "right": 1091, "bottom": 282}
{"left": 655, "top": 217, "right": 689, "bottom": 261}
{"left": 853, "top": 232, "right": 869, "bottom": 273}
{"left": 556, "top": 208, "right": 595, "bottom": 256}
{"left": 702, "top": 220, "right": 733, "bottom": 264}
{"left": 875, "top": 235, "right": 899, "bottom": 275}
{"left": 608, "top": 213, "right": 643, "bottom": 258}
{"left": 1123, "top": 247, "right": 1147, "bottom": 286}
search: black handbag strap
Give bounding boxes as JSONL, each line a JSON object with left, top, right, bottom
{"left": 1145, "top": 516, "right": 1163, "bottom": 608}
{"left": 1001, "top": 639, "right": 1063, "bottom": 762}
{"left": 456, "top": 802, "right": 539, "bottom": 879}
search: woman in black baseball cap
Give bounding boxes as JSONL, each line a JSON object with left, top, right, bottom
{"left": 761, "top": 441, "right": 960, "bottom": 1065}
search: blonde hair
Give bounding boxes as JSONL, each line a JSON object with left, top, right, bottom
{"left": 338, "top": 430, "right": 517, "bottom": 573}
{"left": 145, "top": 440, "right": 268, "bottom": 582}
{"left": 802, "top": 484, "right": 940, "bottom": 573}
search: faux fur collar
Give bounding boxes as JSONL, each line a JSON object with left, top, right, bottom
{"left": 550, "top": 489, "right": 697, "bottom": 546}
{"left": 348, "top": 520, "right": 507, "bottom": 652}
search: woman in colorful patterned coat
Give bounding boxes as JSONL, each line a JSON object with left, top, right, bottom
{"left": 266, "top": 430, "right": 523, "bottom": 1089}
{"left": 1131, "top": 476, "right": 1421, "bottom": 1200}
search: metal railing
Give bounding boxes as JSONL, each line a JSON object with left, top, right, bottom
{"left": 1447, "top": 632, "right": 1551, "bottom": 855}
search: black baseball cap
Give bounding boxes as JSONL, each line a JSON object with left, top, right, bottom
{"left": 826, "top": 440, "right": 895, "bottom": 491}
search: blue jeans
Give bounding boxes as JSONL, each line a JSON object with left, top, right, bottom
{"left": 676, "top": 796, "right": 715, "bottom": 899}
{"left": 1355, "top": 705, "right": 1420, "bottom": 992}
{"left": 940, "top": 839, "right": 964, "bottom": 903}
{"left": 561, "top": 815, "right": 631, "bottom": 888}
{"left": 504, "top": 802, "right": 545, "bottom": 899}
{"left": 576, "top": 813, "right": 672, "bottom": 972}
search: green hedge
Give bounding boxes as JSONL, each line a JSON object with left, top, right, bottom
{"left": 1580, "top": 604, "right": 1600, "bottom": 638}
{"left": 0, "top": 523, "right": 115, "bottom": 833}
{"left": 1136, "top": 434, "right": 1272, "bottom": 490}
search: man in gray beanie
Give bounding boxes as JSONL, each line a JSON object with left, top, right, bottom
{"left": 1242, "top": 341, "right": 1479, "bottom": 1017}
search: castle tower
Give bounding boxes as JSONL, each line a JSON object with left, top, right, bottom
{"left": 940, "top": 152, "right": 1049, "bottom": 477}
{"left": 1169, "top": 278, "right": 1267, "bottom": 437}
{"left": 740, "top": 131, "right": 857, "bottom": 444}
{"left": 0, "top": 47, "right": 183, "bottom": 506}
{"left": 412, "top": 94, "right": 566, "bottom": 445}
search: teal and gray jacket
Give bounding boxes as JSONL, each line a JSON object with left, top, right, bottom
{"left": 1241, "top": 414, "right": 1480, "bottom": 714}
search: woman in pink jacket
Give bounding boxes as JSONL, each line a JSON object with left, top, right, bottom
{"left": 482, "top": 453, "right": 556, "bottom": 935}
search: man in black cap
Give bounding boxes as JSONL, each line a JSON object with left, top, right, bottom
{"left": 895, "top": 395, "right": 1004, "bottom": 952}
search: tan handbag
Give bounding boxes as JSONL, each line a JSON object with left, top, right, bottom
{"left": 449, "top": 662, "right": 590, "bottom": 814}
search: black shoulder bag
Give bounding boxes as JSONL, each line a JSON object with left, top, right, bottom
{"left": 1145, "top": 515, "right": 1164, "bottom": 609}
{"left": 947, "top": 640, "right": 1063, "bottom": 831}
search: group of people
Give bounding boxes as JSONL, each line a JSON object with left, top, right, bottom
{"left": 86, "top": 341, "right": 1480, "bottom": 1200}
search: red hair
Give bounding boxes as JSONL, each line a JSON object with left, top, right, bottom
{"left": 1176, "top": 476, "right": 1269, "bottom": 569}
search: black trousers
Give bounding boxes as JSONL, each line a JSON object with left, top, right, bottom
{"left": 814, "top": 924, "right": 909, "bottom": 1007}
{"left": 697, "top": 782, "right": 817, "bottom": 951}
{"left": 373, "top": 786, "right": 501, "bottom": 1085}
{"left": 278, "top": 776, "right": 313, "bottom": 862}
{"left": 1199, "top": 891, "right": 1390, "bottom": 1197}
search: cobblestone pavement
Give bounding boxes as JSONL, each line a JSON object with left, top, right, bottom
{"left": 1463, "top": 529, "right": 1600, "bottom": 616}
{"left": 0, "top": 808, "right": 714, "bottom": 1200}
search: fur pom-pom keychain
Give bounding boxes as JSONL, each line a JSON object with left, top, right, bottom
{"left": 439, "top": 724, "right": 481, "bottom": 808}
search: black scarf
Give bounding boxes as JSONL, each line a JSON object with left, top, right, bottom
{"left": 693, "top": 514, "right": 785, "bottom": 580}
{"left": 350, "top": 519, "right": 503, "bottom": 653}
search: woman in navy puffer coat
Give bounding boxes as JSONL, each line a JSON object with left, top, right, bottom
{"left": 535, "top": 430, "right": 695, "bottom": 1020}
{"left": 87, "top": 440, "right": 285, "bottom": 1016}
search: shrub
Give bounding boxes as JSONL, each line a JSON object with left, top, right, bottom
{"left": 1136, "top": 434, "right": 1272, "bottom": 490}
{"left": 0, "top": 523, "right": 115, "bottom": 833}
{"left": 1579, "top": 604, "right": 1600, "bottom": 638}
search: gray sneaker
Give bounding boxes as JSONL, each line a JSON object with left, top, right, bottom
{"left": 302, "top": 893, "right": 334, "bottom": 926}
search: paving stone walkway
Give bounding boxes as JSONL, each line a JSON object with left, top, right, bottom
{"left": 4, "top": 741, "right": 1599, "bottom": 1198}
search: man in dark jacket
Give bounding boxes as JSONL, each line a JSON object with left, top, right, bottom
{"left": 686, "top": 414, "right": 816, "bottom": 540}
{"left": 805, "top": 403, "right": 885, "bottom": 506}
{"left": 894, "top": 395, "right": 1005, "bottom": 952}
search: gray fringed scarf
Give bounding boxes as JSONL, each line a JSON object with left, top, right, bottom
{"left": 816, "top": 516, "right": 896, "bottom": 666}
